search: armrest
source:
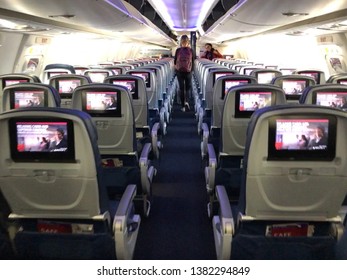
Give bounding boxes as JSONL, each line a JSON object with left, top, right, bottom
{"left": 197, "top": 106, "right": 204, "bottom": 134}
{"left": 201, "top": 122, "right": 210, "bottom": 158}
{"left": 205, "top": 143, "right": 217, "bottom": 194}
{"left": 140, "top": 142, "right": 152, "bottom": 163}
{"left": 139, "top": 142, "right": 152, "bottom": 195}
{"left": 113, "top": 184, "right": 141, "bottom": 260}
{"left": 215, "top": 185, "right": 233, "bottom": 221}
{"left": 163, "top": 99, "right": 170, "bottom": 123}
{"left": 159, "top": 107, "right": 167, "bottom": 135}
{"left": 114, "top": 184, "right": 137, "bottom": 218}
{"left": 207, "top": 143, "right": 217, "bottom": 167}
{"left": 151, "top": 122, "right": 161, "bottom": 159}
{"left": 213, "top": 185, "right": 234, "bottom": 260}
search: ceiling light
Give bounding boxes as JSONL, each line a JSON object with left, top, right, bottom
{"left": 285, "top": 30, "right": 307, "bottom": 36}
{"left": 282, "top": 12, "right": 309, "bottom": 17}
{"left": 48, "top": 15, "right": 75, "bottom": 19}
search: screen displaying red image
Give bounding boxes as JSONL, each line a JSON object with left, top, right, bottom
{"left": 268, "top": 115, "right": 336, "bottom": 161}
{"left": 48, "top": 72, "right": 68, "bottom": 78}
{"left": 239, "top": 92, "right": 272, "bottom": 111}
{"left": 5, "top": 79, "right": 29, "bottom": 86}
{"left": 85, "top": 91, "right": 118, "bottom": 110}
{"left": 13, "top": 90, "right": 46, "bottom": 108}
{"left": 214, "top": 72, "right": 234, "bottom": 81}
{"left": 282, "top": 80, "right": 306, "bottom": 95}
{"left": 257, "top": 72, "right": 275, "bottom": 84}
{"left": 87, "top": 72, "right": 109, "bottom": 83}
{"left": 274, "top": 119, "right": 329, "bottom": 151}
{"left": 111, "top": 69, "right": 121, "bottom": 75}
{"left": 9, "top": 117, "right": 75, "bottom": 163}
{"left": 130, "top": 72, "right": 150, "bottom": 87}
{"left": 112, "top": 80, "right": 138, "bottom": 99}
{"left": 300, "top": 72, "right": 319, "bottom": 83}
{"left": 15, "top": 121, "right": 68, "bottom": 152}
{"left": 315, "top": 92, "right": 347, "bottom": 109}
{"left": 223, "top": 80, "right": 249, "bottom": 98}
{"left": 58, "top": 79, "right": 81, "bottom": 94}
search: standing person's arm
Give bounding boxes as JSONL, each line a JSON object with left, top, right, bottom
{"left": 213, "top": 49, "right": 223, "bottom": 58}
{"left": 174, "top": 48, "right": 180, "bottom": 65}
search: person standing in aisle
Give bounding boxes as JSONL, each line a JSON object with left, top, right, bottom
{"left": 174, "top": 34, "right": 193, "bottom": 112}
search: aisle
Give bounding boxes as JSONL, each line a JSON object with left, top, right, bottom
{"left": 134, "top": 102, "right": 216, "bottom": 260}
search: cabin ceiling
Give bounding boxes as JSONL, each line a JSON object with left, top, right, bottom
{"left": 0, "top": 0, "right": 347, "bottom": 48}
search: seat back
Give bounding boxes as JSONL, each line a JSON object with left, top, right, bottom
{"left": 42, "top": 63, "right": 75, "bottom": 83}
{"left": 73, "top": 66, "right": 89, "bottom": 75}
{"left": 71, "top": 83, "right": 136, "bottom": 155}
{"left": 203, "top": 68, "right": 237, "bottom": 103}
{"left": 240, "top": 105, "right": 347, "bottom": 221}
{"left": 326, "top": 73, "right": 347, "bottom": 84}
{"left": 294, "top": 69, "right": 326, "bottom": 84}
{"left": 127, "top": 69, "right": 157, "bottom": 109}
{"left": 206, "top": 74, "right": 257, "bottom": 111}
{"left": 212, "top": 83, "right": 285, "bottom": 131}
{"left": 0, "top": 73, "right": 41, "bottom": 94}
{"left": 139, "top": 65, "right": 165, "bottom": 100}
{"left": 220, "top": 84, "right": 287, "bottom": 156}
{"left": 48, "top": 74, "right": 92, "bottom": 108}
{"left": 104, "top": 75, "right": 148, "bottom": 128}
{"left": 0, "top": 107, "right": 140, "bottom": 259}
{"left": 250, "top": 69, "right": 282, "bottom": 84}
{"left": 0, "top": 107, "right": 107, "bottom": 218}
{"left": 83, "top": 69, "right": 114, "bottom": 83}
{"left": 105, "top": 66, "right": 125, "bottom": 75}
{"left": 213, "top": 104, "right": 347, "bottom": 259}
{"left": 271, "top": 74, "right": 316, "bottom": 103}
{"left": 300, "top": 84, "right": 347, "bottom": 109}
{"left": 1, "top": 83, "right": 60, "bottom": 113}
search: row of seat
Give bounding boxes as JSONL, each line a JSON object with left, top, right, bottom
{"left": 212, "top": 103, "right": 347, "bottom": 259}
{"left": 192, "top": 58, "right": 347, "bottom": 259}
{"left": 0, "top": 57, "right": 177, "bottom": 259}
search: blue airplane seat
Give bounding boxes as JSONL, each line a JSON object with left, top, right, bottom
{"left": 196, "top": 65, "right": 236, "bottom": 124}
{"left": 249, "top": 69, "right": 282, "bottom": 84}
{"left": 127, "top": 69, "right": 166, "bottom": 136}
{"left": 204, "top": 84, "right": 286, "bottom": 217}
{"left": 71, "top": 84, "right": 156, "bottom": 217}
{"left": 271, "top": 74, "right": 316, "bottom": 103}
{"left": 294, "top": 69, "right": 326, "bottom": 84}
{"left": 326, "top": 73, "right": 347, "bottom": 84}
{"left": 83, "top": 68, "right": 114, "bottom": 83}
{"left": 1, "top": 82, "right": 61, "bottom": 113}
{"left": 0, "top": 73, "right": 42, "bottom": 94}
{"left": 200, "top": 75, "right": 258, "bottom": 158}
{"left": 42, "top": 63, "right": 76, "bottom": 83}
{"left": 104, "top": 74, "right": 162, "bottom": 159}
{"left": 48, "top": 74, "right": 92, "bottom": 108}
{"left": 213, "top": 104, "right": 347, "bottom": 259}
{"left": 0, "top": 107, "right": 140, "bottom": 259}
{"left": 299, "top": 83, "right": 347, "bottom": 109}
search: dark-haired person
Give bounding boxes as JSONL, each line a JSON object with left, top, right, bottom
{"left": 106, "top": 96, "right": 117, "bottom": 109}
{"left": 39, "top": 137, "right": 50, "bottom": 151}
{"left": 200, "top": 43, "right": 223, "bottom": 60}
{"left": 297, "top": 134, "right": 309, "bottom": 149}
{"left": 50, "top": 128, "right": 67, "bottom": 151}
{"left": 33, "top": 95, "right": 44, "bottom": 107}
{"left": 308, "top": 126, "right": 327, "bottom": 149}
